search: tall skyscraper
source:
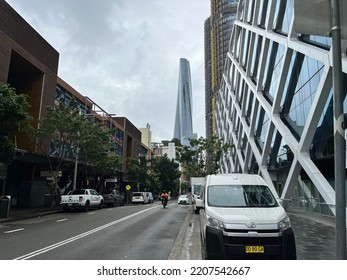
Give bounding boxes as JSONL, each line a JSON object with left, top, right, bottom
{"left": 173, "top": 58, "right": 195, "bottom": 146}
{"left": 205, "top": 0, "right": 238, "bottom": 138}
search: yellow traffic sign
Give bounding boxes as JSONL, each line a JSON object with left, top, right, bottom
{"left": 126, "top": 185, "right": 131, "bottom": 191}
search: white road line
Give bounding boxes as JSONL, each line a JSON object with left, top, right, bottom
{"left": 14, "top": 205, "right": 159, "bottom": 260}
{"left": 87, "top": 212, "right": 95, "bottom": 215}
{"left": 4, "top": 228, "right": 24, "bottom": 234}
{"left": 56, "top": 219, "right": 68, "bottom": 223}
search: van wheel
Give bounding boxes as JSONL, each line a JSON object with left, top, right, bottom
{"left": 194, "top": 208, "right": 200, "bottom": 214}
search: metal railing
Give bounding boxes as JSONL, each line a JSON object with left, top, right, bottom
{"left": 283, "top": 198, "right": 336, "bottom": 218}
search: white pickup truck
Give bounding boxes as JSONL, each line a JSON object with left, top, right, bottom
{"left": 61, "top": 188, "right": 104, "bottom": 212}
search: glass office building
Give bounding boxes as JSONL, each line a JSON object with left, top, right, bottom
{"left": 216, "top": 0, "right": 347, "bottom": 216}
{"left": 173, "top": 58, "right": 195, "bottom": 146}
{"left": 205, "top": 0, "right": 238, "bottom": 138}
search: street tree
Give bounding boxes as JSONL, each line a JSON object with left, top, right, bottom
{"left": 126, "top": 155, "right": 149, "bottom": 190}
{"left": 126, "top": 154, "right": 181, "bottom": 196}
{"left": 77, "top": 118, "right": 122, "bottom": 190}
{"left": 150, "top": 155, "right": 181, "bottom": 195}
{"left": 176, "top": 136, "right": 231, "bottom": 178}
{"left": 34, "top": 101, "right": 120, "bottom": 206}
{"left": 0, "top": 83, "right": 31, "bottom": 164}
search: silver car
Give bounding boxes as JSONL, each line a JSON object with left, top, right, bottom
{"left": 177, "top": 194, "right": 190, "bottom": 205}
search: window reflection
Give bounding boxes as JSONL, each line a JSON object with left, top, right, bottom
{"left": 262, "top": 41, "right": 285, "bottom": 104}
{"left": 273, "top": 0, "right": 293, "bottom": 35}
{"left": 280, "top": 52, "right": 324, "bottom": 139}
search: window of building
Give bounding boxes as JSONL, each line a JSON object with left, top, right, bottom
{"left": 273, "top": 0, "right": 293, "bottom": 35}
{"left": 262, "top": 41, "right": 285, "bottom": 104}
{"left": 250, "top": 34, "right": 264, "bottom": 84}
{"left": 280, "top": 52, "right": 324, "bottom": 140}
{"left": 257, "top": 0, "right": 269, "bottom": 28}
{"left": 254, "top": 105, "right": 269, "bottom": 153}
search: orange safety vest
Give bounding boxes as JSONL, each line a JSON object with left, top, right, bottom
{"left": 161, "top": 193, "right": 168, "bottom": 199}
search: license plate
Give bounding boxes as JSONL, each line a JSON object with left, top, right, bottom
{"left": 245, "top": 246, "right": 264, "bottom": 253}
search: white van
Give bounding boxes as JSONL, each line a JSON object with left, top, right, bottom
{"left": 194, "top": 185, "right": 204, "bottom": 214}
{"left": 199, "top": 173, "right": 296, "bottom": 260}
{"left": 147, "top": 192, "right": 154, "bottom": 203}
{"left": 131, "top": 192, "right": 149, "bottom": 204}
{"left": 191, "top": 177, "right": 203, "bottom": 213}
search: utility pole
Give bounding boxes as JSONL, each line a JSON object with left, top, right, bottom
{"left": 331, "top": 0, "right": 346, "bottom": 260}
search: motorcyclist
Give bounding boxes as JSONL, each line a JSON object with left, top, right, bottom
{"left": 160, "top": 190, "right": 169, "bottom": 207}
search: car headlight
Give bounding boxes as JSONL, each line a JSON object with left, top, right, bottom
{"left": 206, "top": 214, "right": 224, "bottom": 231}
{"left": 278, "top": 216, "right": 291, "bottom": 231}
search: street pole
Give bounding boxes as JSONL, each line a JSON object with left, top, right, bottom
{"left": 331, "top": 0, "right": 346, "bottom": 260}
{"left": 73, "top": 147, "right": 78, "bottom": 190}
{"left": 73, "top": 130, "right": 80, "bottom": 190}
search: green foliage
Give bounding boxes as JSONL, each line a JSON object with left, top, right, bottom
{"left": 150, "top": 155, "right": 180, "bottom": 194}
{"left": 35, "top": 101, "right": 121, "bottom": 204}
{"left": 0, "top": 83, "right": 31, "bottom": 164}
{"left": 176, "top": 136, "right": 231, "bottom": 177}
{"left": 0, "top": 137, "right": 15, "bottom": 164}
{"left": 126, "top": 154, "right": 181, "bottom": 195}
{"left": 36, "top": 102, "right": 81, "bottom": 158}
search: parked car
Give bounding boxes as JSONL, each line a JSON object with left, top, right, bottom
{"left": 132, "top": 192, "right": 149, "bottom": 204}
{"left": 178, "top": 194, "right": 189, "bottom": 205}
{"left": 199, "top": 173, "right": 296, "bottom": 260}
{"left": 147, "top": 192, "right": 154, "bottom": 203}
{"left": 100, "top": 189, "right": 125, "bottom": 207}
{"left": 60, "top": 188, "right": 104, "bottom": 212}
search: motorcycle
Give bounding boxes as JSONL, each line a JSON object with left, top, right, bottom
{"left": 162, "top": 197, "right": 168, "bottom": 208}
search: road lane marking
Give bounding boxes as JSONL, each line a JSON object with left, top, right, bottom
{"left": 4, "top": 228, "right": 24, "bottom": 234}
{"left": 56, "top": 219, "right": 68, "bottom": 223}
{"left": 14, "top": 205, "right": 160, "bottom": 260}
{"left": 88, "top": 212, "right": 95, "bottom": 215}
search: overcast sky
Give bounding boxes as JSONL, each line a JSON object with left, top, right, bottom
{"left": 6, "top": 0, "right": 210, "bottom": 142}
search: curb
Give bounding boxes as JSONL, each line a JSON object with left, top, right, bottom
{"left": 168, "top": 206, "right": 202, "bottom": 260}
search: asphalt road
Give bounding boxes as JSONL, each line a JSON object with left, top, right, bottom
{"left": 0, "top": 201, "right": 190, "bottom": 260}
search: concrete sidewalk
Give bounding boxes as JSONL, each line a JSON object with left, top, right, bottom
{"left": 169, "top": 206, "right": 202, "bottom": 260}
{"left": 0, "top": 206, "right": 62, "bottom": 223}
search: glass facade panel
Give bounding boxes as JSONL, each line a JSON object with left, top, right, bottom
{"left": 281, "top": 53, "right": 324, "bottom": 139}
{"left": 257, "top": 0, "right": 269, "bottom": 28}
{"left": 262, "top": 42, "right": 285, "bottom": 103}
{"left": 246, "top": 0, "right": 255, "bottom": 24}
{"left": 250, "top": 34, "right": 264, "bottom": 83}
{"left": 301, "top": 35, "right": 332, "bottom": 50}
{"left": 273, "top": 0, "right": 293, "bottom": 35}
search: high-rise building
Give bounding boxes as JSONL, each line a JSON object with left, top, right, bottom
{"left": 173, "top": 58, "right": 196, "bottom": 146}
{"left": 216, "top": 0, "right": 347, "bottom": 217}
{"left": 205, "top": 0, "right": 238, "bottom": 138}
{"left": 139, "top": 124, "right": 152, "bottom": 159}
